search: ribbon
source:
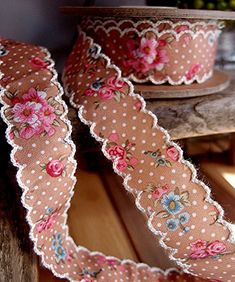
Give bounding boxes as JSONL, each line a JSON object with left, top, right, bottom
{"left": 0, "top": 21, "right": 234, "bottom": 282}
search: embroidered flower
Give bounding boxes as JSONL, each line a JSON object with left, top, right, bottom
{"left": 166, "top": 146, "right": 179, "bottom": 162}
{"left": 106, "top": 134, "right": 138, "bottom": 171}
{"left": 84, "top": 89, "right": 95, "bottom": 97}
{"left": 55, "top": 245, "right": 67, "bottom": 262}
{"left": 178, "top": 212, "right": 190, "bottom": 224}
{"left": 91, "top": 80, "right": 102, "bottom": 90}
{"left": 148, "top": 184, "right": 169, "bottom": 201}
{"left": 98, "top": 87, "right": 115, "bottom": 100}
{"left": 190, "top": 239, "right": 207, "bottom": 251}
{"left": 12, "top": 101, "right": 41, "bottom": 124}
{"left": 108, "top": 133, "right": 119, "bottom": 142}
{"left": 29, "top": 57, "right": 49, "bottom": 69}
{"left": 190, "top": 249, "right": 208, "bottom": 259}
{"left": 166, "top": 218, "right": 179, "bottom": 231}
{"left": 46, "top": 160, "right": 64, "bottom": 177}
{"left": 125, "top": 37, "right": 169, "bottom": 73}
{"left": 22, "top": 88, "right": 47, "bottom": 106}
{"left": 38, "top": 105, "right": 56, "bottom": 126}
{"left": 207, "top": 240, "right": 226, "bottom": 256}
{"left": 108, "top": 145, "right": 126, "bottom": 161}
{"left": 161, "top": 192, "right": 184, "bottom": 215}
{"left": 186, "top": 64, "right": 201, "bottom": 81}
{"left": 36, "top": 208, "right": 58, "bottom": 233}
{"left": 52, "top": 233, "right": 62, "bottom": 250}
{"left": 116, "top": 159, "right": 128, "bottom": 172}
{"left": 6, "top": 87, "right": 62, "bottom": 139}
{"left": 106, "top": 76, "right": 125, "bottom": 89}
{"left": 144, "top": 149, "right": 171, "bottom": 168}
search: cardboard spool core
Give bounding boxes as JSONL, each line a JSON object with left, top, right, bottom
{"left": 134, "top": 70, "right": 230, "bottom": 99}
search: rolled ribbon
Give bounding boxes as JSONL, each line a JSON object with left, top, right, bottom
{"left": 0, "top": 30, "right": 234, "bottom": 282}
{"left": 79, "top": 18, "right": 222, "bottom": 85}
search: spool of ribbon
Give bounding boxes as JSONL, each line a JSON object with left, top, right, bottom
{"left": 0, "top": 18, "right": 234, "bottom": 282}
{"left": 78, "top": 17, "right": 222, "bottom": 85}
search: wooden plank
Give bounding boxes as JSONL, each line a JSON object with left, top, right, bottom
{"left": 60, "top": 6, "right": 235, "bottom": 20}
{"left": 68, "top": 169, "right": 138, "bottom": 259}
{"left": 136, "top": 70, "right": 230, "bottom": 99}
{"left": 0, "top": 121, "right": 38, "bottom": 282}
{"left": 39, "top": 169, "right": 138, "bottom": 281}
{"left": 147, "top": 71, "right": 235, "bottom": 140}
{"left": 200, "top": 162, "right": 235, "bottom": 222}
{"left": 99, "top": 169, "right": 176, "bottom": 269}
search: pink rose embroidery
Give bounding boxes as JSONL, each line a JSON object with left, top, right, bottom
{"left": 125, "top": 37, "right": 169, "bottom": 73}
{"left": 152, "top": 184, "right": 169, "bottom": 200}
{"left": 36, "top": 211, "right": 58, "bottom": 233}
{"left": 30, "top": 57, "right": 48, "bottom": 69}
{"left": 190, "top": 239, "right": 207, "bottom": 251}
{"left": 190, "top": 249, "right": 208, "bottom": 259}
{"left": 66, "top": 250, "right": 74, "bottom": 262}
{"left": 186, "top": 64, "right": 201, "bottom": 81}
{"left": 106, "top": 76, "right": 125, "bottom": 89}
{"left": 207, "top": 240, "right": 226, "bottom": 256}
{"left": 166, "top": 146, "right": 179, "bottom": 162}
{"left": 6, "top": 87, "right": 62, "bottom": 139}
{"left": 108, "top": 145, "right": 126, "bottom": 160}
{"left": 108, "top": 132, "right": 119, "bottom": 142}
{"left": 84, "top": 89, "right": 95, "bottom": 97}
{"left": 98, "top": 87, "right": 114, "bottom": 100}
{"left": 46, "top": 160, "right": 64, "bottom": 177}
{"left": 116, "top": 159, "right": 128, "bottom": 172}
{"left": 134, "top": 100, "right": 142, "bottom": 111}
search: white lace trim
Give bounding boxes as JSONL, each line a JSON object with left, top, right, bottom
{"left": 63, "top": 30, "right": 235, "bottom": 278}
{"left": 0, "top": 43, "right": 183, "bottom": 282}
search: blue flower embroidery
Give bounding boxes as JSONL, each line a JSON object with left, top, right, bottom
{"left": 91, "top": 80, "right": 102, "bottom": 90}
{"left": 161, "top": 192, "right": 183, "bottom": 215}
{"left": 166, "top": 218, "right": 179, "bottom": 231}
{"left": 55, "top": 245, "right": 67, "bottom": 262}
{"left": 179, "top": 212, "right": 190, "bottom": 224}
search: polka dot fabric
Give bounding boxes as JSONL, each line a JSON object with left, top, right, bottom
{"left": 79, "top": 18, "right": 222, "bottom": 85}
{"left": 0, "top": 35, "right": 233, "bottom": 282}
{"left": 0, "top": 39, "right": 210, "bottom": 282}
{"left": 63, "top": 30, "right": 235, "bottom": 282}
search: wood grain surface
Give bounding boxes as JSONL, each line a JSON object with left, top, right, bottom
{"left": 60, "top": 6, "right": 235, "bottom": 20}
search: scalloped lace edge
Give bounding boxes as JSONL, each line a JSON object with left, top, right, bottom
{"left": 62, "top": 30, "right": 235, "bottom": 278}
{"left": 0, "top": 44, "right": 187, "bottom": 282}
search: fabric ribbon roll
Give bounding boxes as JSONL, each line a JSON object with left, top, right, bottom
{"left": 0, "top": 22, "right": 234, "bottom": 282}
{"left": 79, "top": 18, "right": 222, "bottom": 85}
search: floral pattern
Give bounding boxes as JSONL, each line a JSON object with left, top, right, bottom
{"left": 79, "top": 268, "right": 102, "bottom": 280}
{"left": 124, "top": 37, "right": 169, "bottom": 73}
{"left": 36, "top": 207, "right": 59, "bottom": 233}
{"left": 156, "top": 187, "right": 191, "bottom": 234}
{"left": 84, "top": 76, "right": 126, "bottom": 108}
{"left": 146, "top": 183, "right": 169, "bottom": 205}
{"left": 5, "top": 88, "right": 63, "bottom": 139}
{"left": 144, "top": 149, "right": 171, "bottom": 167}
{"left": 189, "top": 239, "right": 227, "bottom": 260}
{"left": 29, "top": 57, "right": 49, "bottom": 69}
{"left": 186, "top": 64, "right": 201, "bottom": 81}
{"left": 52, "top": 233, "right": 75, "bottom": 264}
{"left": 106, "top": 133, "right": 138, "bottom": 172}
{"left": 40, "top": 156, "right": 67, "bottom": 177}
